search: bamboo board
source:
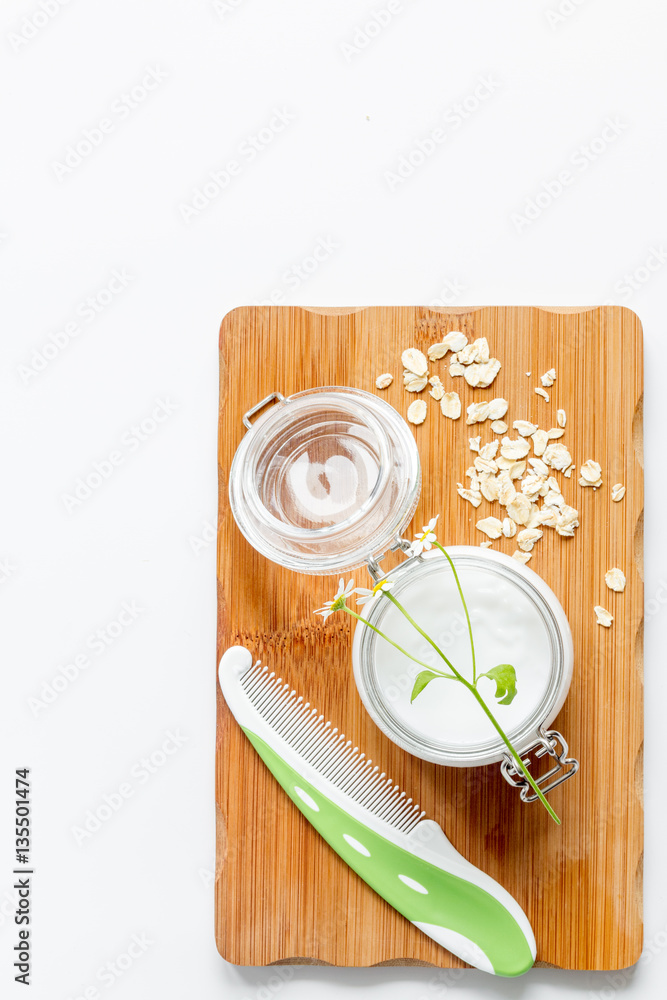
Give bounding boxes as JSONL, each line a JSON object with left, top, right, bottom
{"left": 216, "top": 306, "right": 643, "bottom": 970}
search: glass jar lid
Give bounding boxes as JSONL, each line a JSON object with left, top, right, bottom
{"left": 228, "top": 386, "right": 421, "bottom": 575}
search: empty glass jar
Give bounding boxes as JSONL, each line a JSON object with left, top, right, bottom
{"left": 228, "top": 387, "right": 421, "bottom": 575}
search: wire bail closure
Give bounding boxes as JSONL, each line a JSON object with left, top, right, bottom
{"left": 366, "top": 534, "right": 413, "bottom": 582}
{"left": 242, "top": 391, "right": 287, "bottom": 430}
{"left": 500, "top": 727, "right": 579, "bottom": 801}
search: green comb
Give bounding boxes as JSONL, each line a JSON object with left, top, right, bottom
{"left": 219, "top": 646, "right": 536, "bottom": 976}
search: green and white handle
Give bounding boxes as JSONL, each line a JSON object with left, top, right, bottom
{"left": 219, "top": 646, "right": 536, "bottom": 977}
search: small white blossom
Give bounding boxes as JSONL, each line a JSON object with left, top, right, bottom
{"left": 355, "top": 578, "right": 394, "bottom": 606}
{"left": 410, "top": 515, "right": 439, "bottom": 556}
{"left": 314, "top": 578, "right": 356, "bottom": 621}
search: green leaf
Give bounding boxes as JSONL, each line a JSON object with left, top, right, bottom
{"left": 480, "top": 663, "right": 518, "bottom": 706}
{"left": 410, "top": 671, "right": 441, "bottom": 703}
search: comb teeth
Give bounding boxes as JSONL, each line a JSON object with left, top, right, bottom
{"left": 241, "top": 662, "right": 426, "bottom": 835}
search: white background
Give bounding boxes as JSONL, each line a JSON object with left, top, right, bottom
{"left": 0, "top": 0, "right": 665, "bottom": 998}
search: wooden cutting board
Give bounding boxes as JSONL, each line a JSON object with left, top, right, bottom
{"left": 216, "top": 305, "right": 643, "bottom": 970}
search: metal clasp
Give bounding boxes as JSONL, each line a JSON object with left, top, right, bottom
{"left": 500, "top": 727, "right": 579, "bottom": 802}
{"left": 366, "top": 534, "right": 414, "bottom": 582}
{"left": 242, "top": 392, "right": 287, "bottom": 430}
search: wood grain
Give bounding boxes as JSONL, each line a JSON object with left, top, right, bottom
{"left": 216, "top": 306, "right": 643, "bottom": 970}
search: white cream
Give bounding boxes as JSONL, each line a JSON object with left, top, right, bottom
{"left": 368, "top": 560, "right": 553, "bottom": 749}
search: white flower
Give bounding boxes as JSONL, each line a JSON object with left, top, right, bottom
{"left": 314, "top": 578, "right": 356, "bottom": 621}
{"left": 355, "top": 578, "right": 394, "bottom": 606}
{"left": 410, "top": 515, "right": 439, "bottom": 556}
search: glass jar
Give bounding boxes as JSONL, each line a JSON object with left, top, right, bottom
{"left": 351, "top": 547, "right": 577, "bottom": 791}
{"left": 228, "top": 387, "right": 421, "bottom": 575}
{"left": 228, "top": 388, "right": 578, "bottom": 801}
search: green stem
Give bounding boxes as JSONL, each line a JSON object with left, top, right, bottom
{"left": 384, "top": 592, "right": 463, "bottom": 680}
{"left": 462, "top": 679, "right": 561, "bottom": 825}
{"left": 342, "top": 607, "right": 455, "bottom": 680}
{"left": 382, "top": 546, "right": 560, "bottom": 825}
{"left": 434, "top": 541, "right": 477, "bottom": 684}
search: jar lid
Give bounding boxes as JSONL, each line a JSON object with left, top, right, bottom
{"left": 228, "top": 387, "right": 421, "bottom": 575}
